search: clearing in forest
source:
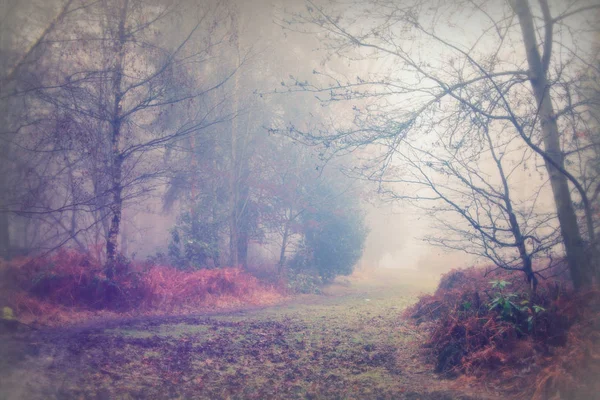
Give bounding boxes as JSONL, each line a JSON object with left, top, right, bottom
{"left": 0, "top": 271, "right": 498, "bottom": 400}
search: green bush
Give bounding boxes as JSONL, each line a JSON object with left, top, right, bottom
{"left": 292, "top": 185, "right": 368, "bottom": 283}
{"left": 167, "top": 210, "right": 220, "bottom": 270}
{"left": 286, "top": 270, "right": 322, "bottom": 294}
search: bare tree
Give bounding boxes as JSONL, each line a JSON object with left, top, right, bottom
{"left": 254, "top": 138, "right": 324, "bottom": 274}
{"left": 377, "top": 117, "right": 560, "bottom": 291}
{"left": 3, "top": 0, "right": 240, "bottom": 276}
{"left": 509, "top": 0, "right": 597, "bottom": 287}
{"left": 0, "top": 0, "right": 76, "bottom": 259}
{"left": 278, "top": 0, "right": 600, "bottom": 288}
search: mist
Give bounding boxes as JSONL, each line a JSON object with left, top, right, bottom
{"left": 0, "top": 0, "right": 482, "bottom": 273}
{"left": 1, "top": 0, "right": 599, "bottom": 399}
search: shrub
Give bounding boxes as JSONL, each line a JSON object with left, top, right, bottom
{"left": 292, "top": 185, "right": 368, "bottom": 283}
{"left": 406, "top": 265, "right": 571, "bottom": 374}
{"left": 405, "top": 264, "right": 599, "bottom": 397}
{"left": 6, "top": 249, "right": 138, "bottom": 310}
{"left": 286, "top": 270, "right": 322, "bottom": 294}
{"left": 3, "top": 249, "right": 283, "bottom": 325}
{"left": 138, "top": 266, "right": 278, "bottom": 310}
{"left": 305, "top": 209, "right": 367, "bottom": 282}
{"left": 531, "top": 293, "right": 600, "bottom": 400}
{"left": 167, "top": 209, "right": 221, "bottom": 270}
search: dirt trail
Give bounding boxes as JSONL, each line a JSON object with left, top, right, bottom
{"left": 0, "top": 274, "right": 501, "bottom": 400}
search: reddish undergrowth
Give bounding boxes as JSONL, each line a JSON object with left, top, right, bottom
{"left": 1, "top": 249, "right": 283, "bottom": 327}
{"left": 406, "top": 265, "right": 600, "bottom": 399}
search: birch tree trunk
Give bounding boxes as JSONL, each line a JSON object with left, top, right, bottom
{"left": 105, "top": 0, "right": 128, "bottom": 279}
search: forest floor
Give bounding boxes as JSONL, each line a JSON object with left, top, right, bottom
{"left": 0, "top": 270, "right": 503, "bottom": 400}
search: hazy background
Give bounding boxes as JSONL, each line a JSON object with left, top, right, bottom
{"left": 2, "top": 0, "right": 595, "bottom": 277}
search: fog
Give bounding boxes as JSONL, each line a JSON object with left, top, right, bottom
{"left": 1, "top": 0, "right": 598, "bottom": 279}
{"left": 1, "top": 1, "right": 599, "bottom": 398}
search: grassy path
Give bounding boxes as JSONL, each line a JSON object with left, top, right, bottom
{"left": 1, "top": 272, "right": 499, "bottom": 399}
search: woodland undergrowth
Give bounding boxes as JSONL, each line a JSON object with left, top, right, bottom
{"left": 1, "top": 249, "right": 283, "bottom": 326}
{"left": 406, "top": 265, "right": 600, "bottom": 399}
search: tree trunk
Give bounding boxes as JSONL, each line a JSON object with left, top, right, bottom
{"left": 0, "top": 215, "right": 10, "bottom": 260}
{"left": 210, "top": 146, "right": 221, "bottom": 267}
{"left": 518, "top": 243, "right": 537, "bottom": 293}
{"left": 106, "top": 141, "right": 123, "bottom": 278}
{"left": 511, "top": 0, "right": 591, "bottom": 289}
{"left": 105, "top": 0, "right": 128, "bottom": 279}
{"left": 237, "top": 227, "right": 248, "bottom": 269}
{"left": 229, "top": 136, "right": 239, "bottom": 267}
{"left": 0, "top": 74, "right": 13, "bottom": 259}
{"left": 228, "top": 9, "right": 241, "bottom": 268}
{"left": 236, "top": 169, "right": 250, "bottom": 269}
{"left": 120, "top": 208, "right": 128, "bottom": 258}
{"left": 0, "top": 202, "right": 10, "bottom": 260}
{"left": 278, "top": 228, "right": 289, "bottom": 276}
{"left": 278, "top": 208, "right": 293, "bottom": 275}
{"left": 106, "top": 176, "right": 122, "bottom": 279}
{"left": 0, "top": 141, "right": 10, "bottom": 260}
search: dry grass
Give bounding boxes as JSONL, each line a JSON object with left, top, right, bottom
{"left": 405, "top": 265, "right": 600, "bottom": 399}
{"left": 1, "top": 249, "right": 284, "bottom": 327}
